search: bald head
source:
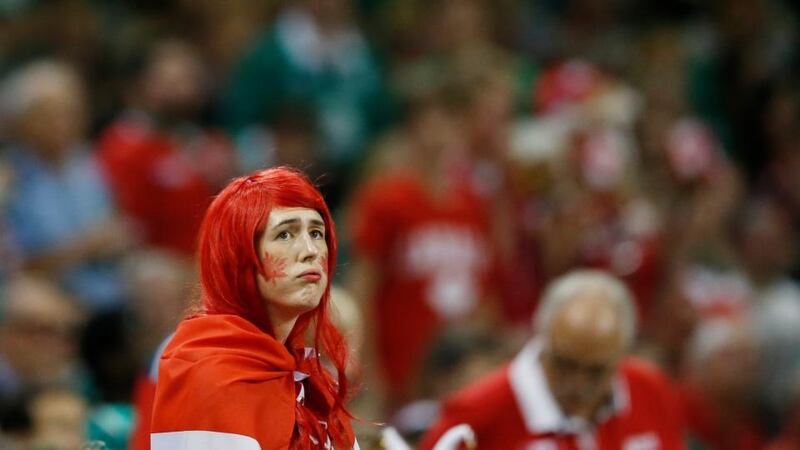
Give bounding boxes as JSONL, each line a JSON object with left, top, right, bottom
{"left": 549, "top": 289, "right": 628, "bottom": 359}
{"left": 536, "top": 270, "right": 636, "bottom": 351}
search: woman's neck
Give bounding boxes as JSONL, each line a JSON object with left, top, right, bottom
{"left": 267, "top": 305, "right": 299, "bottom": 344}
{"left": 273, "top": 319, "right": 297, "bottom": 345}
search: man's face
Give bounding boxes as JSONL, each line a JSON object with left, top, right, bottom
{"left": 538, "top": 294, "right": 626, "bottom": 419}
{"left": 1, "top": 281, "right": 84, "bottom": 383}
{"left": 695, "top": 326, "right": 759, "bottom": 402}
{"left": 540, "top": 336, "right": 621, "bottom": 418}
{"left": 30, "top": 389, "right": 87, "bottom": 450}
{"left": 142, "top": 47, "right": 206, "bottom": 120}
{"left": 410, "top": 105, "right": 464, "bottom": 162}
{"left": 740, "top": 201, "right": 797, "bottom": 279}
{"left": 19, "top": 87, "right": 86, "bottom": 157}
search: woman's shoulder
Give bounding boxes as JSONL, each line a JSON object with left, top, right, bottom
{"left": 164, "top": 314, "right": 294, "bottom": 367}
{"left": 152, "top": 315, "right": 298, "bottom": 448}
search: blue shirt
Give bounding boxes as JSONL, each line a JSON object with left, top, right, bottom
{"left": 4, "top": 145, "right": 125, "bottom": 309}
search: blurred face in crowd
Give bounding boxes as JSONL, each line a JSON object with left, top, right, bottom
{"left": 306, "top": 0, "right": 351, "bottom": 29}
{"left": 409, "top": 102, "right": 464, "bottom": 164}
{"left": 257, "top": 207, "right": 329, "bottom": 333}
{"left": 770, "top": 144, "right": 800, "bottom": 209}
{"left": 651, "top": 274, "right": 698, "bottom": 368}
{"left": 467, "top": 70, "right": 512, "bottom": 157}
{"left": 30, "top": 388, "right": 88, "bottom": 450}
{"left": 17, "top": 76, "right": 87, "bottom": 160}
{"left": 690, "top": 323, "right": 759, "bottom": 405}
{"left": 739, "top": 199, "right": 797, "bottom": 284}
{"left": 437, "top": 0, "right": 489, "bottom": 51}
{"left": 539, "top": 289, "right": 627, "bottom": 420}
{"left": 126, "top": 250, "right": 193, "bottom": 355}
{"left": 273, "top": 111, "right": 319, "bottom": 169}
{"left": 0, "top": 277, "right": 84, "bottom": 384}
{"left": 763, "top": 85, "right": 799, "bottom": 148}
{"left": 140, "top": 42, "right": 207, "bottom": 121}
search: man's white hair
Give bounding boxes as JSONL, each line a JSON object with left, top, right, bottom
{"left": 535, "top": 269, "right": 638, "bottom": 347}
{"left": 0, "top": 59, "right": 82, "bottom": 133}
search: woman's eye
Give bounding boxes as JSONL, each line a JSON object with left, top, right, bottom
{"left": 310, "top": 230, "right": 324, "bottom": 239}
{"left": 276, "top": 231, "right": 291, "bottom": 240}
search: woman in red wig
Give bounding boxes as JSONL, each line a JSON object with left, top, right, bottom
{"left": 150, "top": 167, "right": 358, "bottom": 450}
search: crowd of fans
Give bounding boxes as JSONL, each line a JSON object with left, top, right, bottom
{"left": 1, "top": 0, "right": 800, "bottom": 449}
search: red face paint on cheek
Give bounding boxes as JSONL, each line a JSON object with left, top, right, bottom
{"left": 262, "top": 252, "right": 288, "bottom": 284}
{"left": 320, "top": 253, "right": 329, "bottom": 274}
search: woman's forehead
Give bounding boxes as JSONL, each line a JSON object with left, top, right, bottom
{"left": 266, "top": 207, "right": 324, "bottom": 227}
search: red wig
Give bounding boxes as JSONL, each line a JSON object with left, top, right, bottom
{"left": 196, "top": 166, "right": 352, "bottom": 449}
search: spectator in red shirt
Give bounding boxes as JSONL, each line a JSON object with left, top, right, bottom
{"left": 98, "top": 40, "right": 235, "bottom": 256}
{"left": 419, "top": 270, "right": 686, "bottom": 450}
{"left": 348, "top": 96, "right": 497, "bottom": 411}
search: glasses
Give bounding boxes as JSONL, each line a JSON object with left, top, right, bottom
{"left": 8, "top": 318, "right": 80, "bottom": 340}
{"left": 540, "top": 348, "right": 617, "bottom": 380}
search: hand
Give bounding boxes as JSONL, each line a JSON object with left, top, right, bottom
{"left": 82, "top": 217, "right": 141, "bottom": 258}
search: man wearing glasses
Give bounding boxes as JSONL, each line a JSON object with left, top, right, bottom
{"left": 419, "top": 270, "right": 685, "bottom": 450}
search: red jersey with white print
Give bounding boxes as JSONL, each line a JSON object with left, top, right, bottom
{"left": 419, "top": 342, "right": 686, "bottom": 450}
{"left": 350, "top": 170, "right": 494, "bottom": 400}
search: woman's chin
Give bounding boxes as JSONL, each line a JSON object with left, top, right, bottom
{"left": 266, "top": 286, "right": 325, "bottom": 321}
{"left": 295, "top": 288, "right": 324, "bottom": 312}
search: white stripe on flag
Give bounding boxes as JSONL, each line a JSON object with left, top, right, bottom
{"left": 151, "top": 431, "right": 261, "bottom": 450}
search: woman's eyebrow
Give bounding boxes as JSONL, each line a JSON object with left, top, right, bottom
{"left": 274, "top": 218, "right": 301, "bottom": 228}
{"left": 272, "top": 218, "right": 325, "bottom": 228}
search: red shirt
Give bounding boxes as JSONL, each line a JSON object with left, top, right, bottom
{"left": 420, "top": 342, "right": 686, "bottom": 450}
{"left": 129, "top": 374, "right": 156, "bottom": 450}
{"left": 98, "top": 113, "right": 232, "bottom": 255}
{"left": 129, "top": 334, "right": 172, "bottom": 450}
{"left": 678, "top": 384, "right": 768, "bottom": 450}
{"left": 350, "top": 170, "right": 494, "bottom": 399}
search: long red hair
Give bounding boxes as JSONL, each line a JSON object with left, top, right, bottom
{"left": 196, "top": 166, "right": 352, "bottom": 449}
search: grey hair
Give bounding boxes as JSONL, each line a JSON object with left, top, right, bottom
{"left": 535, "top": 269, "right": 638, "bottom": 347}
{"left": 0, "top": 59, "right": 82, "bottom": 132}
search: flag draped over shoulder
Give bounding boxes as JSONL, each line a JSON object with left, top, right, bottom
{"left": 150, "top": 314, "right": 307, "bottom": 450}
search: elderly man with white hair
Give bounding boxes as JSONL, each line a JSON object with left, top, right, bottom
{"left": 0, "top": 59, "right": 135, "bottom": 310}
{"left": 419, "top": 270, "right": 685, "bottom": 450}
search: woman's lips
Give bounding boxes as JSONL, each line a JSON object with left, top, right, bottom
{"left": 298, "top": 270, "right": 322, "bottom": 282}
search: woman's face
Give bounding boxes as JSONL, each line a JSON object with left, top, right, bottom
{"left": 256, "top": 207, "right": 329, "bottom": 322}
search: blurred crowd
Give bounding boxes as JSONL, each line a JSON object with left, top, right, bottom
{"left": 1, "top": 0, "right": 800, "bottom": 449}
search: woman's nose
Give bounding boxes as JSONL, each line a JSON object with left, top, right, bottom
{"left": 298, "top": 232, "right": 319, "bottom": 261}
